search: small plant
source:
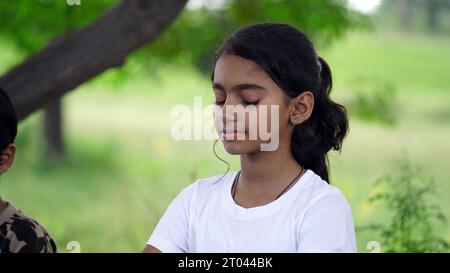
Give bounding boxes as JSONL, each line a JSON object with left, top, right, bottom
{"left": 367, "top": 158, "right": 449, "bottom": 252}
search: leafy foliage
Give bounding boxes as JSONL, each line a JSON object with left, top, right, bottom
{"left": 368, "top": 158, "right": 449, "bottom": 252}
{"left": 149, "top": 0, "right": 369, "bottom": 71}
{"left": 0, "top": 0, "right": 368, "bottom": 73}
{"left": 0, "top": 0, "right": 117, "bottom": 54}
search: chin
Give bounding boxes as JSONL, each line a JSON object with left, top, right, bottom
{"left": 222, "top": 140, "right": 261, "bottom": 155}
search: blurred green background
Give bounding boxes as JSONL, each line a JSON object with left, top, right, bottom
{"left": 0, "top": 0, "right": 449, "bottom": 252}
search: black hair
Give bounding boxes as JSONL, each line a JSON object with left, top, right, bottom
{"left": 211, "top": 23, "right": 348, "bottom": 182}
{"left": 0, "top": 87, "right": 18, "bottom": 152}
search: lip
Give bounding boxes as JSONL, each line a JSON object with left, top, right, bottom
{"left": 222, "top": 130, "right": 246, "bottom": 134}
{"left": 221, "top": 130, "right": 246, "bottom": 140}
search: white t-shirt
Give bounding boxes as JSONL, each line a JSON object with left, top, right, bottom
{"left": 147, "top": 169, "right": 357, "bottom": 253}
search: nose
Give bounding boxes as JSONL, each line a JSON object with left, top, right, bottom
{"left": 222, "top": 109, "right": 236, "bottom": 125}
{"left": 221, "top": 97, "right": 239, "bottom": 124}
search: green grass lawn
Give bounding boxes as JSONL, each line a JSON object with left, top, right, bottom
{"left": 0, "top": 30, "right": 449, "bottom": 252}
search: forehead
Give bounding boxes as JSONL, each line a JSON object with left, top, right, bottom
{"left": 213, "top": 54, "right": 268, "bottom": 84}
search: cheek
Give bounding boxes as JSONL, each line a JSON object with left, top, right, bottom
{"left": 277, "top": 105, "right": 291, "bottom": 131}
{"left": 258, "top": 91, "right": 290, "bottom": 131}
{"left": 213, "top": 108, "right": 223, "bottom": 133}
{"left": 236, "top": 103, "right": 288, "bottom": 141}
{"left": 257, "top": 103, "right": 290, "bottom": 134}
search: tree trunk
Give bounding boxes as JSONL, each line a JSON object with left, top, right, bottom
{"left": 425, "top": 0, "right": 440, "bottom": 32}
{"left": 44, "top": 100, "right": 64, "bottom": 161}
{"left": 398, "top": 0, "right": 415, "bottom": 32}
{"left": 43, "top": 5, "right": 76, "bottom": 161}
{"left": 0, "top": 0, "right": 188, "bottom": 121}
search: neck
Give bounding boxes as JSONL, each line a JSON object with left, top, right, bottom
{"left": 238, "top": 142, "right": 303, "bottom": 200}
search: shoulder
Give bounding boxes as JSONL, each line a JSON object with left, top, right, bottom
{"left": 173, "top": 171, "right": 235, "bottom": 207}
{"left": 178, "top": 171, "right": 236, "bottom": 199}
{"left": 0, "top": 206, "right": 57, "bottom": 253}
{"left": 300, "top": 170, "right": 353, "bottom": 217}
{"left": 295, "top": 171, "right": 356, "bottom": 252}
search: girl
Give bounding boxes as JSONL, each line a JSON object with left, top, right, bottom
{"left": 144, "top": 23, "right": 356, "bottom": 253}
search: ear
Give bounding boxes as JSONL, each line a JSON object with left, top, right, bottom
{"left": 289, "top": 91, "right": 314, "bottom": 125}
{"left": 0, "top": 144, "right": 16, "bottom": 174}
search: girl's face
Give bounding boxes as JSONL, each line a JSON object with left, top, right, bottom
{"left": 213, "top": 54, "right": 296, "bottom": 155}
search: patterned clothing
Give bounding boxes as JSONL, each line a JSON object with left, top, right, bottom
{"left": 0, "top": 202, "right": 57, "bottom": 253}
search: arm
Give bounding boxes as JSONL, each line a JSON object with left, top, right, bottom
{"left": 144, "top": 184, "right": 195, "bottom": 253}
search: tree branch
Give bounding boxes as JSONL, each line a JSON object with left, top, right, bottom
{"left": 0, "top": 0, "right": 188, "bottom": 120}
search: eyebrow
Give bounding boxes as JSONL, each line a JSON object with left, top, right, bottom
{"left": 212, "top": 82, "right": 266, "bottom": 92}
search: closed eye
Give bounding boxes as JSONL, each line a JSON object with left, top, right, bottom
{"left": 242, "top": 100, "right": 260, "bottom": 106}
